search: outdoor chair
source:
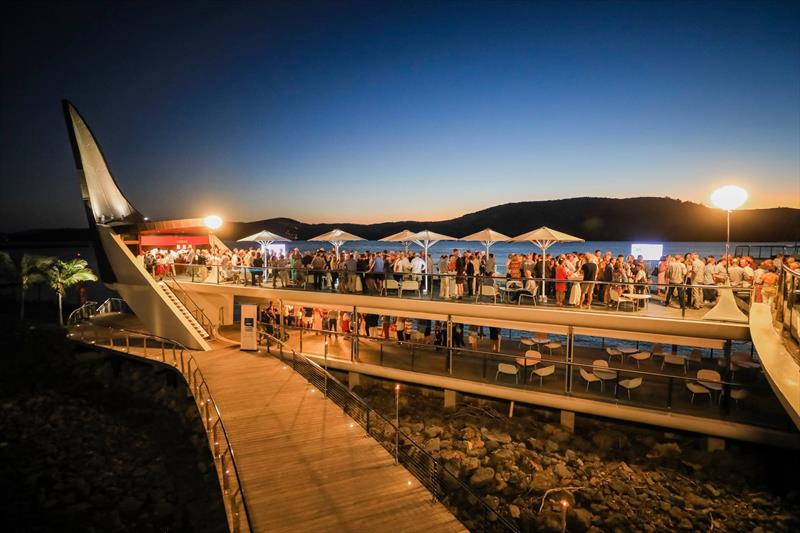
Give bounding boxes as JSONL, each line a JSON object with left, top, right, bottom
{"left": 688, "top": 349, "right": 703, "bottom": 369}
{"left": 523, "top": 349, "right": 542, "bottom": 365}
{"left": 606, "top": 347, "right": 623, "bottom": 364}
{"left": 381, "top": 278, "right": 400, "bottom": 296}
{"left": 519, "top": 337, "right": 534, "bottom": 350}
{"left": 686, "top": 382, "right": 711, "bottom": 403}
{"left": 730, "top": 388, "right": 749, "bottom": 408}
{"left": 609, "top": 287, "right": 636, "bottom": 311}
{"left": 615, "top": 377, "right": 643, "bottom": 399}
{"left": 580, "top": 367, "right": 601, "bottom": 391}
{"left": 630, "top": 351, "right": 651, "bottom": 368}
{"left": 517, "top": 291, "right": 538, "bottom": 306}
{"left": 399, "top": 280, "right": 421, "bottom": 298}
{"left": 544, "top": 341, "right": 562, "bottom": 356}
{"left": 662, "top": 354, "right": 687, "bottom": 374}
{"left": 533, "top": 365, "right": 556, "bottom": 386}
{"left": 697, "top": 369, "right": 723, "bottom": 399}
{"left": 477, "top": 284, "right": 500, "bottom": 303}
{"left": 495, "top": 363, "right": 519, "bottom": 384}
{"left": 651, "top": 343, "right": 666, "bottom": 361}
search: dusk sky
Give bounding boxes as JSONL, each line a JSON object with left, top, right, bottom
{"left": 1, "top": 0, "right": 798, "bottom": 232}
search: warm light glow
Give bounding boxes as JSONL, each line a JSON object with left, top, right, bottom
{"left": 395, "top": 384, "right": 400, "bottom": 391}
{"left": 560, "top": 499, "right": 570, "bottom": 508}
{"left": 710, "top": 186, "right": 748, "bottom": 211}
{"left": 203, "top": 214, "right": 223, "bottom": 229}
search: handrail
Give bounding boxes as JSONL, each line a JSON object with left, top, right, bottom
{"left": 67, "top": 300, "right": 98, "bottom": 326}
{"left": 289, "top": 325, "right": 755, "bottom": 388}
{"left": 67, "top": 319, "right": 252, "bottom": 533}
{"left": 165, "top": 273, "right": 217, "bottom": 336}
{"left": 261, "top": 331, "right": 520, "bottom": 532}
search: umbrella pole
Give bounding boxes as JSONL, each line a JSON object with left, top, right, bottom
{"left": 540, "top": 243, "right": 549, "bottom": 302}
{"left": 424, "top": 242, "right": 429, "bottom": 293}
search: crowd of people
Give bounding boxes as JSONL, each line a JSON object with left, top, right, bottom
{"left": 139, "top": 244, "right": 793, "bottom": 309}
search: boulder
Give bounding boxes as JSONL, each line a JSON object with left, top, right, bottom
{"left": 469, "top": 467, "right": 496, "bottom": 489}
{"left": 424, "top": 425, "right": 443, "bottom": 438}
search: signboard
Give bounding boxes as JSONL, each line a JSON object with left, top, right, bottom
{"left": 631, "top": 243, "right": 664, "bottom": 261}
{"left": 140, "top": 234, "right": 210, "bottom": 248}
{"left": 240, "top": 304, "right": 258, "bottom": 351}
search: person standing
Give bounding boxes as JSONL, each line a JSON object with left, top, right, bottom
{"left": 580, "top": 253, "right": 598, "bottom": 308}
{"left": 691, "top": 254, "right": 705, "bottom": 309}
{"left": 665, "top": 255, "right": 686, "bottom": 308}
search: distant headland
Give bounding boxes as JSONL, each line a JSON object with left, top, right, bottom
{"left": 2, "top": 197, "right": 798, "bottom": 244}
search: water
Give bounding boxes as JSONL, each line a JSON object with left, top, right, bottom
{"left": 232, "top": 240, "right": 777, "bottom": 271}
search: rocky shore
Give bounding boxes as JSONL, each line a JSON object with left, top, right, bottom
{"left": 0, "top": 322, "right": 227, "bottom": 532}
{"left": 355, "top": 383, "right": 800, "bottom": 532}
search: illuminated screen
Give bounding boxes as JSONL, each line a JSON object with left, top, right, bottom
{"left": 264, "top": 243, "right": 287, "bottom": 256}
{"left": 631, "top": 243, "right": 663, "bottom": 260}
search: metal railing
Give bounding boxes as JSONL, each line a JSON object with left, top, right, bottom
{"left": 283, "top": 325, "right": 790, "bottom": 430}
{"left": 67, "top": 321, "right": 252, "bottom": 533}
{"left": 261, "top": 331, "right": 520, "bottom": 532}
{"left": 67, "top": 300, "right": 99, "bottom": 325}
{"left": 96, "top": 297, "right": 127, "bottom": 314}
{"left": 167, "top": 264, "right": 754, "bottom": 321}
{"left": 165, "top": 273, "right": 217, "bottom": 337}
{"left": 776, "top": 264, "right": 800, "bottom": 353}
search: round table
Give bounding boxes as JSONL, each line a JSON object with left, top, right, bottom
{"left": 623, "top": 293, "right": 651, "bottom": 309}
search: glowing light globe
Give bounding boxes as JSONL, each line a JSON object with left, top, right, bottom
{"left": 710, "top": 186, "right": 747, "bottom": 211}
{"left": 203, "top": 215, "right": 223, "bottom": 230}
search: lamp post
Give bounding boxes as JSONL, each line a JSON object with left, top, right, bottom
{"left": 710, "top": 185, "right": 748, "bottom": 279}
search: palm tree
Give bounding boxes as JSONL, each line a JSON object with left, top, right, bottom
{"left": 48, "top": 258, "right": 98, "bottom": 327}
{"left": 0, "top": 251, "right": 16, "bottom": 292}
{"left": 20, "top": 255, "right": 55, "bottom": 321}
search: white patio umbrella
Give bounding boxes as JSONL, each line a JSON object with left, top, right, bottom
{"left": 237, "top": 230, "right": 291, "bottom": 258}
{"left": 308, "top": 228, "right": 365, "bottom": 258}
{"left": 407, "top": 229, "right": 458, "bottom": 292}
{"left": 511, "top": 226, "right": 584, "bottom": 299}
{"left": 460, "top": 228, "right": 511, "bottom": 258}
{"left": 379, "top": 229, "right": 416, "bottom": 253}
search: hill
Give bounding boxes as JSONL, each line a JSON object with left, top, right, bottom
{"left": 217, "top": 197, "right": 800, "bottom": 242}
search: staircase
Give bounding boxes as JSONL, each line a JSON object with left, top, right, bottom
{"left": 157, "top": 281, "right": 210, "bottom": 339}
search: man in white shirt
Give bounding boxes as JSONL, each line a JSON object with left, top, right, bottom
{"left": 690, "top": 254, "right": 705, "bottom": 309}
{"left": 665, "top": 255, "right": 686, "bottom": 308}
{"left": 727, "top": 258, "right": 744, "bottom": 286}
{"left": 410, "top": 253, "right": 426, "bottom": 285}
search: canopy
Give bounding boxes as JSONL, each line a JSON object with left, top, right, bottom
{"left": 238, "top": 230, "right": 290, "bottom": 244}
{"left": 511, "top": 226, "right": 584, "bottom": 300}
{"left": 308, "top": 228, "right": 365, "bottom": 257}
{"left": 407, "top": 230, "right": 458, "bottom": 292}
{"left": 379, "top": 229, "right": 416, "bottom": 253}
{"left": 461, "top": 228, "right": 510, "bottom": 257}
{"left": 237, "top": 230, "right": 290, "bottom": 258}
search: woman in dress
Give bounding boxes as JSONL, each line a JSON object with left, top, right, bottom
{"left": 555, "top": 257, "right": 568, "bottom": 306}
{"left": 656, "top": 256, "right": 667, "bottom": 296}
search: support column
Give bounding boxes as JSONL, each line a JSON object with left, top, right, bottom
{"left": 444, "top": 389, "right": 458, "bottom": 409}
{"left": 446, "top": 315, "right": 453, "bottom": 374}
{"left": 566, "top": 327, "right": 574, "bottom": 393}
{"left": 352, "top": 306, "right": 358, "bottom": 362}
{"left": 560, "top": 410, "right": 575, "bottom": 433}
{"left": 348, "top": 371, "right": 362, "bottom": 391}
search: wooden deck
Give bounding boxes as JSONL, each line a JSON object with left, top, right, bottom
{"left": 73, "top": 317, "right": 465, "bottom": 533}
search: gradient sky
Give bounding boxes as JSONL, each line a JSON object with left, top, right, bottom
{"left": 1, "top": 0, "right": 798, "bottom": 231}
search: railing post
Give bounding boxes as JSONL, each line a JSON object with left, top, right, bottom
{"left": 667, "top": 377, "right": 673, "bottom": 409}
{"left": 446, "top": 315, "right": 453, "bottom": 374}
{"left": 161, "top": 341, "right": 166, "bottom": 362}
{"left": 143, "top": 336, "right": 147, "bottom": 357}
{"left": 566, "top": 326, "right": 574, "bottom": 393}
{"left": 352, "top": 305, "right": 358, "bottom": 362}
{"left": 300, "top": 327, "right": 303, "bottom": 352}
{"left": 125, "top": 334, "right": 130, "bottom": 354}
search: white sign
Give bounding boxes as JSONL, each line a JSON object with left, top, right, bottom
{"left": 240, "top": 304, "right": 258, "bottom": 351}
{"left": 631, "top": 243, "right": 664, "bottom": 261}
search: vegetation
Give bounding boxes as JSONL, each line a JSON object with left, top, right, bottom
{"left": 3, "top": 253, "right": 98, "bottom": 325}
{"left": 47, "top": 258, "right": 98, "bottom": 326}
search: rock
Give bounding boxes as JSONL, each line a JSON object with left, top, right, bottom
{"left": 508, "top": 503, "right": 521, "bottom": 519}
{"left": 491, "top": 448, "right": 516, "bottom": 467}
{"left": 462, "top": 457, "right": 481, "bottom": 472}
{"left": 678, "top": 518, "right": 693, "bottom": 530}
{"left": 484, "top": 494, "right": 500, "bottom": 510}
{"left": 119, "top": 496, "right": 142, "bottom": 517}
{"left": 669, "top": 506, "right": 684, "bottom": 521}
{"left": 424, "top": 425, "right": 443, "bottom": 438}
{"left": 685, "top": 492, "right": 711, "bottom": 509}
{"left": 554, "top": 462, "right": 572, "bottom": 479}
{"left": 647, "top": 442, "right": 682, "bottom": 459}
{"left": 470, "top": 467, "right": 496, "bottom": 488}
{"left": 703, "top": 483, "right": 721, "bottom": 498}
{"left": 483, "top": 430, "right": 512, "bottom": 444}
{"left": 531, "top": 468, "right": 557, "bottom": 492}
{"left": 591, "top": 430, "right": 628, "bottom": 452}
{"left": 569, "top": 508, "right": 594, "bottom": 533}
{"left": 424, "top": 437, "right": 441, "bottom": 453}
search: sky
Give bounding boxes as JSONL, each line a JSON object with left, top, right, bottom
{"left": 1, "top": 0, "right": 798, "bottom": 231}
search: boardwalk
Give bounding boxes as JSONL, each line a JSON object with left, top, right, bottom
{"left": 73, "top": 316, "right": 465, "bottom": 533}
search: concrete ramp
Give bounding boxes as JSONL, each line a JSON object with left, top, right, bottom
{"left": 749, "top": 303, "right": 800, "bottom": 429}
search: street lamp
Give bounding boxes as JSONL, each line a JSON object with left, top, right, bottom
{"left": 203, "top": 215, "right": 223, "bottom": 230}
{"left": 710, "top": 185, "right": 747, "bottom": 278}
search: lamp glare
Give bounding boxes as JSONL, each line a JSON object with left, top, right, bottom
{"left": 710, "top": 186, "right": 747, "bottom": 211}
{"left": 204, "top": 215, "right": 223, "bottom": 230}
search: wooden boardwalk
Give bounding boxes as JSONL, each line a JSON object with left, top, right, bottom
{"left": 74, "top": 318, "right": 464, "bottom": 533}
{"left": 193, "top": 343, "right": 464, "bottom": 532}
